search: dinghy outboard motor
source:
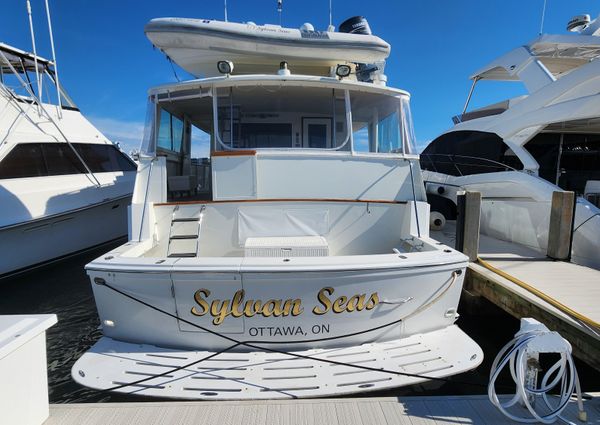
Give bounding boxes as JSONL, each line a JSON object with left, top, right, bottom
{"left": 339, "top": 16, "right": 383, "bottom": 83}
{"left": 339, "top": 16, "right": 372, "bottom": 35}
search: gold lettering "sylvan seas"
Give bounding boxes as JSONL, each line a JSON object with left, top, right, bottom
{"left": 191, "top": 287, "right": 379, "bottom": 325}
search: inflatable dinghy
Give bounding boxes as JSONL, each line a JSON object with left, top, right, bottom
{"left": 145, "top": 17, "right": 391, "bottom": 77}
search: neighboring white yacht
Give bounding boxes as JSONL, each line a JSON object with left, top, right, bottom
{"left": 72, "top": 16, "right": 482, "bottom": 400}
{"left": 421, "top": 13, "right": 600, "bottom": 270}
{"left": 0, "top": 43, "right": 136, "bottom": 277}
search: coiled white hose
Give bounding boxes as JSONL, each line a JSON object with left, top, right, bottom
{"left": 488, "top": 319, "right": 586, "bottom": 424}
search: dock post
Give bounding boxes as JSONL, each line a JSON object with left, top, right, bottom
{"left": 547, "top": 191, "right": 575, "bottom": 261}
{"left": 456, "top": 191, "right": 481, "bottom": 262}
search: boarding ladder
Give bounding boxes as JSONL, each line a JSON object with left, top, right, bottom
{"left": 166, "top": 205, "right": 206, "bottom": 258}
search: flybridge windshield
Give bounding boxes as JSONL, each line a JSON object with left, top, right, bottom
{"left": 142, "top": 83, "right": 418, "bottom": 156}
{"left": 0, "top": 51, "right": 77, "bottom": 109}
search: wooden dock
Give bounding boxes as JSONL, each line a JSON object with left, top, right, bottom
{"left": 45, "top": 394, "right": 600, "bottom": 425}
{"left": 432, "top": 221, "right": 600, "bottom": 370}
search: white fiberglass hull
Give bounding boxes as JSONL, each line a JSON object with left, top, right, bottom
{"left": 75, "top": 250, "right": 482, "bottom": 399}
{"left": 424, "top": 170, "right": 600, "bottom": 270}
{"left": 86, "top": 255, "right": 467, "bottom": 352}
{"left": 0, "top": 195, "right": 131, "bottom": 277}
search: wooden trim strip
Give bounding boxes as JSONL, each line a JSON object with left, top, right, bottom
{"left": 155, "top": 198, "right": 408, "bottom": 206}
{"left": 211, "top": 150, "right": 257, "bottom": 157}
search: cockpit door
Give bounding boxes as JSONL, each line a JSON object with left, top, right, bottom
{"left": 303, "top": 118, "right": 331, "bottom": 148}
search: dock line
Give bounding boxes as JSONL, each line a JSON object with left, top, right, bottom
{"left": 477, "top": 257, "right": 600, "bottom": 332}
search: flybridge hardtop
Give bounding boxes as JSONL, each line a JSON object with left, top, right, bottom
{"left": 0, "top": 42, "right": 53, "bottom": 73}
{"left": 471, "top": 33, "right": 600, "bottom": 83}
{"left": 466, "top": 13, "right": 600, "bottom": 95}
{"left": 145, "top": 17, "right": 391, "bottom": 78}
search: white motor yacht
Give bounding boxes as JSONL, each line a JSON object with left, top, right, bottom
{"left": 0, "top": 43, "right": 136, "bottom": 277}
{"left": 72, "top": 16, "right": 483, "bottom": 400}
{"left": 421, "top": 13, "right": 600, "bottom": 270}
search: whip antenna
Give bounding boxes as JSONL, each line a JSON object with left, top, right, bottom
{"left": 329, "top": 0, "right": 333, "bottom": 29}
{"left": 224, "top": 0, "right": 228, "bottom": 22}
{"left": 277, "top": 0, "right": 283, "bottom": 25}
{"left": 26, "top": 0, "right": 42, "bottom": 112}
{"left": 44, "top": 0, "right": 62, "bottom": 118}
{"left": 539, "top": 0, "right": 548, "bottom": 35}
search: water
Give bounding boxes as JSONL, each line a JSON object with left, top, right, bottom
{"left": 1, "top": 246, "right": 598, "bottom": 403}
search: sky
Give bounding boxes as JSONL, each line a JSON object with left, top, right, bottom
{"left": 1, "top": 0, "right": 598, "bottom": 154}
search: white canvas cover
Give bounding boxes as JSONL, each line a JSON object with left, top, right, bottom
{"left": 237, "top": 208, "right": 329, "bottom": 246}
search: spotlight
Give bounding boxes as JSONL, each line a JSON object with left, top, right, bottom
{"left": 336, "top": 64, "right": 351, "bottom": 78}
{"left": 217, "top": 60, "right": 234, "bottom": 75}
{"left": 278, "top": 61, "right": 291, "bottom": 76}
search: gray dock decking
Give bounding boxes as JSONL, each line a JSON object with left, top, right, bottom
{"left": 46, "top": 394, "right": 599, "bottom": 424}
{"left": 432, "top": 221, "right": 600, "bottom": 370}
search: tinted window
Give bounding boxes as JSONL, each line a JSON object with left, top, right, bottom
{"left": 524, "top": 133, "right": 560, "bottom": 184}
{"left": 42, "top": 144, "right": 85, "bottom": 175}
{"left": 420, "top": 131, "right": 523, "bottom": 176}
{"left": 241, "top": 123, "right": 292, "bottom": 148}
{"left": 73, "top": 144, "right": 136, "bottom": 173}
{"left": 0, "top": 143, "right": 136, "bottom": 179}
{"left": 0, "top": 144, "right": 46, "bottom": 179}
{"left": 560, "top": 133, "right": 600, "bottom": 193}
{"left": 527, "top": 132, "right": 600, "bottom": 193}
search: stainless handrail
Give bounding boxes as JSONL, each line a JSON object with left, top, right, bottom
{"left": 420, "top": 153, "right": 520, "bottom": 176}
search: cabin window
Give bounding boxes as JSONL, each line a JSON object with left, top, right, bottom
{"left": 74, "top": 144, "right": 137, "bottom": 173}
{"left": 157, "top": 109, "right": 184, "bottom": 153}
{"left": 42, "top": 144, "right": 85, "bottom": 175}
{"left": 420, "top": 130, "right": 523, "bottom": 176}
{"left": 0, "top": 144, "right": 46, "bottom": 179}
{"left": 0, "top": 143, "right": 135, "bottom": 179}
{"left": 350, "top": 93, "right": 416, "bottom": 154}
{"left": 241, "top": 123, "right": 292, "bottom": 148}
{"left": 214, "top": 86, "right": 348, "bottom": 150}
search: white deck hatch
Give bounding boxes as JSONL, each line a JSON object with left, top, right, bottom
{"left": 244, "top": 236, "right": 329, "bottom": 257}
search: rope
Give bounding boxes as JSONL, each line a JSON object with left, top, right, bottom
{"left": 90, "top": 270, "right": 490, "bottom": 391}
{"left": 477, "top": 257, "right": 600, "bottom": 332}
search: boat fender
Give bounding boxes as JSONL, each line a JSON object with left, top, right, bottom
{"left": 430, "top": 211, "right": 446, "bottom": 231}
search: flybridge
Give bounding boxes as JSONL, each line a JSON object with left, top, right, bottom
{"left": 0, "top": 42, "right": 77, "bottom": 110}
